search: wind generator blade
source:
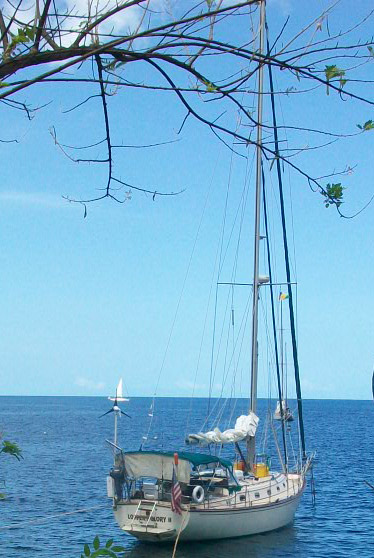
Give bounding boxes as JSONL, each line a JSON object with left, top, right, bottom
{"left": 99, "top": 408, "right": 114, "bottom": 418}
{"left": 120, "top": 410, "right": 131, "bottom": 418}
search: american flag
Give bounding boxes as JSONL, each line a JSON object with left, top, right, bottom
{"left": 171, "top": 463, "right": 182, "bottom": 515}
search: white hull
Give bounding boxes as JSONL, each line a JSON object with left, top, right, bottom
{"left": 113, "top": 473, "right": 305, "bottom": 542}
{"left": 182, "top": 491, "right": 302, "bottom": 541}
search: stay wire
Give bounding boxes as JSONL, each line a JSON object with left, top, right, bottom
{"left": 266, "top": 22, "right": 306, "bottom": 460}
{"left": 262, "top": 166, "right": 288, "bottom": 469}
{"left": 142, "top": 143, "right": 221, "bottom": 448}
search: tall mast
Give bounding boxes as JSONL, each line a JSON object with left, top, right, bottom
{"left": 248, "top": 0, "right": 266, "bottom": 466}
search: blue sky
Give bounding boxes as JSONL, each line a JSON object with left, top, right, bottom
{"left": 0, "top": 0, "right": 373, "bottom": 400}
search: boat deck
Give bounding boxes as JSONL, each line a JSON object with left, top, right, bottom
{"left": 189, "top": 472, "right": 304, "bottom": 510}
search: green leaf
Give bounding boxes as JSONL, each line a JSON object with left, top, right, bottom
{"left": 93, "top": 536, "right": 100, "bottom": 551}
{"left": 202, "top": 79, "right": 217, "bottom": 92}
{"left": 368, "top": 46, "right": 374, "bottom": 57}
{"left": 322, "top": 182, "right": 345, "bottom": 208}
{"left": 91, "top": 550, "right": 117, "bottom": 558}
{"left": 1, "top": 441, "right": 22, "bottom": 460}
{"left": 357, "top": 120, "right": 374, "bottom": 131}
{"left": 84, "top": 544, "right": 91, "bottom": 557}
{"left": 324, "top": 65, "right": 343, "bottom": 80}
{"left": 105, "top": 540, "right": 114, "bottom": 549}
{"left": 24, "top": 26, "right": 36, "bottom": 41}
{"left": 111, "top": 547, "right": 125, "bottom": 553}
{"left": 0, "top": 81, "right": 10, "bottom": 89}
{"left": 324, "top": 65, "right": 346, "bottom": 95}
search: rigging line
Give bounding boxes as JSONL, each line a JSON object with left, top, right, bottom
{"left": 219, "top": 285, "right": 254, "bottom": 433}
{"left": 227, "top": 152, "right": 253, "bottom": 398}
{"left": 221, "top": 231, "right": 248, "bottom": 408}
{"left": 207, "top": 139, "right": 235, "bottom": 415}
{"left": 185, "top": 149, "right": 226, "bottom": 439}
{"left": 270, "top": 53, "right": 299, "bottom": 345}
{"left": 262, "top": 166, "right": 288, "bottom": 469}
{"left": 208, "top": 154, "right": 254, "bottom": 424}
{"left": 270, "top": 419, "right": 285, "bottom": 473}
{"left": 208, "top": 79, "right": 256, "bottom": 413}
{"left": 208, "top": 129, "right": 253, "bottom": 414}
{"left": 206, "top": 66, "right": 256, "bottom": 424}
{"left": 208, "top": 283, "right": 234, "bottom": 420}
{"left": 287, "top": 425, "right": 297, "bottom": 467}
{"left": 219, "top": 146, "right": 256, "bottom": 275}
{"left": 266, "top": 24, "right": 306, "bottom": 460}
{"left": 0, "top": 504, "right": 108, "bottom": 531}
{"left": 226, "top": 288, "right": 239, "bottom": 431}
{"left": 271, "top": 61, "right": 299, "bottom": 289}
{"left": 217, "top": 292, "right": 252, "bottom": 407}
{"left": 200, "top": 290, "right": 251, "bottom": 432}
{"left": 210, "top": 165, "right": 252, "bottom": 405}
{"left": 216, "top": 320, "right": 235, "bottom": 426}
{"left": 144, "top": 137, "right": 220, "bottom": 448}
{"left": 223, "top": 304, "right": 234, "bottom": 398}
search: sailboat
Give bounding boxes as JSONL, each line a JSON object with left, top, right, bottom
{"left": 108, "top": 378, "right": 130, "bottom": 404}
{"left": 274, "top": 309, "right": 294, "bottom": 423}
{"left": 274, "top": 400, "right": 294, "bottom": 422}
{"left": 105, "top": 1, "right": 311, "bottom": 542}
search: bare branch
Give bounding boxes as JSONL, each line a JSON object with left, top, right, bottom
{"left": 33, "top": 0, "right": 53, "bottom": 52}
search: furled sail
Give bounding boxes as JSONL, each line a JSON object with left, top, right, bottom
{"left": 186, "top": 413, "right": 259, "bottom": 446}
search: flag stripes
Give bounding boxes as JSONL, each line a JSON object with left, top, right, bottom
{"left": 171, "top": 464, "right": 182, "bottom": 515}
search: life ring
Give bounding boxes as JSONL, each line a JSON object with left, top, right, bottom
{"left": 192, "top": 485, "right": 205, "bottom": 504}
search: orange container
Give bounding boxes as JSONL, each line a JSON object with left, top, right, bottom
{"left": 253, "top": 463, "right": 269, "bottom": 478}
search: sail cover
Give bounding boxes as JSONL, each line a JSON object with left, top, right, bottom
{"left": 186, "top": 413, "right": 259, "bottom": 446}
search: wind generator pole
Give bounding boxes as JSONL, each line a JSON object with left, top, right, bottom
{"left": 100, "top": 380, "right": 131, "bottom": 453}
{"left": 114, "top": 410, "right": 118, "bottom": 447}
{"left": 248, "top": 0, "right": 266, "bottom": 469}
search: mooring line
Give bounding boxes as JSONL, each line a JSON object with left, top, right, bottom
{"left": 0, "top": 503, "right": 108, "bottom": 530}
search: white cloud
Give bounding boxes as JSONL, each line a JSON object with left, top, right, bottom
{"left": 2, "top": 0, "right": 148, "bottom": 49}
{"left": 0, "top": 191, "right": 67, "bottom": 208}
{"left": 176, "top": 379, "right": 207, "bottom": 393}
{"left": 58, "top": 0, "right": 148, "bottom": 47}
{"left": 75, "top": 376, "right": 106, "bottom": 391}
{"left": 267, "top": 0, "right": 293, "bottom": 16}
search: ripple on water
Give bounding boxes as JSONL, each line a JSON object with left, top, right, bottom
{"left": 1, "top": 397, "right": 374, "bottom": 558}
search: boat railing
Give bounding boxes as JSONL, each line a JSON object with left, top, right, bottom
{"left": 123, "top": 472, "right": 303, "bottom": 508}
{"left": 196, "top": 478, "right": 302, "bottom": 510}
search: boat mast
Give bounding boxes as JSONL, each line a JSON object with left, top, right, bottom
{"left": 248, "top": 0, "right": 266, "bottom": 467}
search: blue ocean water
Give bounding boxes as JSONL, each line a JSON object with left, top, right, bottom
{"left": 1, "top": 397, "right": 373, "bottom": 557}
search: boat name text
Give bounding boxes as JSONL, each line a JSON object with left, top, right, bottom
{"left": 127, "top": 514, "right": 171, "bottom": 523}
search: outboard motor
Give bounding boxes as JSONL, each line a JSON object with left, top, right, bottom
{"left": 109, "top": 467, "right": 125, "bottom": 500}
